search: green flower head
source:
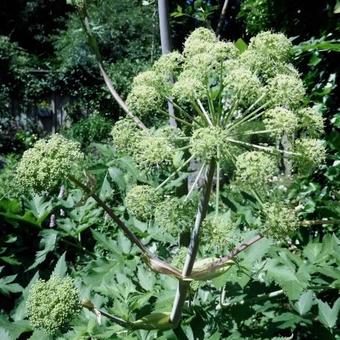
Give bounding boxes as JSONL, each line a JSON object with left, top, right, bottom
{"left": 16, "top": 134, "right": 83, "bottom": 193}
{"left": 125, "top": 185, "right": 160, "bottom": 221}
{"left": 241, "top": 49, "right": 299, "bottom": 81}
{"left": 294, "top": 138, "right": 326, "bottom": 174}
{"left": 223, "top": 67, "right": 264, "bottom": 107}
{"left": 190, "top": 126, "right": 227, "bottom": 162}
{"left": 153, "top": 51, "right": 184, "bottom": 78}
{"left": 184, "top": 52, "right": 218, "bottom": 79}
{"left": 172, "top": 69, "right": 206, "bottom": 103}
{"left": 298, "top": 107, "right": 324, "bottom": 137}
{"left": 201, "top": 212, "right": 237, "bottom": 252}
{"left": 263, "top": 107, "right": 299, "bottom": 137}
{"left": 111, "top": 117, "right": 143, "bottom": 155}
{"left": 134, "top": 134, "right": 175, "bottom": 170}
{"left": 154, "top": 196, "right": 196, "bottom": 236}
{"left": 132, "top": 70, "right": 163, "bottom": 88}
{"left": 183, "top": 28, "right": 217, "bottom": 57}
{"left": 234, "top": 151, "right": 277, "bottom": 190}
{"left": 26, "top": 276, "right": 81, "bottom": 335}
{"left": 261, "top": 202, "right": 299, "bottom": 239}
{"left": 126, "top": 84, "right": 164, "bottom": 121}
{"left": 268, "top": 74, "right": 305, "bottom": 108}
{"left": 212, "top": 41, "right": 240, "bottom": 62}
{"left": 249, "top": 31, "right": 292, "bottom": 62}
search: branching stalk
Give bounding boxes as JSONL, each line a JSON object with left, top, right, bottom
{"left": 77, "top": 6, "right": 146, "bottom": 130}
{"left": 68, "top": 175, "right": 183, "bottom": 279}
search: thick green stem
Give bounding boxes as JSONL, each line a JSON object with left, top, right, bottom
{"left": 170, "top": 161, "right": 216, "bottom": 327}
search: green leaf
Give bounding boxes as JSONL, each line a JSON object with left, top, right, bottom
{"left": 0, "top": 267, "right": 23, "bottom": 296}
{"left": 91, "top": 230, "right": 120, "bottom": 255}
{"left": 295, "top": 291, "right": 314, "bottom": 315}
{"left": 28, "top": 329, "right": 52, "bottom": 340}
{"left": 303, "top": 242, "right": 323, "bottom": 263}
{"left": 117, "top": 231, "right": 131, "bottom": 254}
{"left": 137, "top": 266, "right": 155, "bottom": 291}
{"left": 334, "top": 0, "right": 340, "bottom": 13}
{"left": 28, "top": 230, "right": 58, "bottom": 270}
{"left": 0, "top": 315, "right": 31, "bottom": 339}
{"left": 11, "top": 272, "right": 39, "bottom": 321}
{"left": 0, "top": 328, "right": 11, "bottom": 340}
{"left": 317, "top": 298, "right": 340, "bottom": 328}
{"left": 51, "top": 252, "right": 67, "bottom": 277}
{"left": 28, "top": 195, "right": 52, "bottom": 225}
{"left": 99, "top": 174, "right": 113, "bottom": 200}
{"left": 235, "top": 38, "right": 248, "bottom": 53}
{"left": 266, "top": 260, "right": 306, "bottom": 300}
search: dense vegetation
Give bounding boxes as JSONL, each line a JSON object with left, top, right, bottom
{"left": 0, "top": 0, "right": 339, "bottom": 339}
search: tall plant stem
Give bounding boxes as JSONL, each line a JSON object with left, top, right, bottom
{"left": 185, "top": 162, "right": 206, "bottom": 201}
{"left": 170, "top": 161, "right": 216, "bottom": 327}
{"left": 78, "top": 7, "right": 146, "bottom": 130}
{"left": 215, "top": 157, "right": 220, "bottom": 217}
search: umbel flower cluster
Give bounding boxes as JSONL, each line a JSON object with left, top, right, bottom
{"left": 26, "top": 276, "right": 81, "bottom": 335}
{"left": 111, "top": 29, "right": 326, "bottom": 240}
{"left": 16, "top": 134, "right": 83, "bottom": 193}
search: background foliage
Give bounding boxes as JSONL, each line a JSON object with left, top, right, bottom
{"left": 0, "top": 0, "right": 339, "bottom": 339}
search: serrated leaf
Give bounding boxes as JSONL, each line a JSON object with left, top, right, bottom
{"left": 117, "top": 232, "right": 131, "bottom": 254}
{"left": 266, "top": 260, "right": 306, "bottom": 300}
{"left": 51, "top": 252, "right": 67, "bottom": 277}
{"left": 0, "top": 273, "right": 23, "bottom": 296}
{"left": 0, "top": 328, "right": 11, "bottom": 340}
{"left": 295, "top": 291, "right": 314, "bottom": 315}
{"left": 317, "top": 298, "right": 340, "bottom": 329}
{"left": 108, "top": 167, "right": 125, "bottom": 191}
{"left": 303, "top": 242, "right": 322, "bottom": 263}
{"left": 99, "top": 175, "right": 113, "bottom": 200}
{"left": 91, "top": 230, "right": 120, "bottom": 255}
{"left": 11, "top": 272, "right": 39, "bottom": 321}
{"left": 0, "top": 316, "right": 31, "bottom": 339}
{"left": 28, "top": 230, "right": 58, "bottom": 270}
{"left": 28, "top": 195, "right": 52, "bottom": 225}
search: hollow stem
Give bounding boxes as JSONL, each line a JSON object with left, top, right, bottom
{"left": 185, "top": 162, "right": 206, "bottom": 201}
{"left": 170, "top": 160, "right": 216, "bottom": 327}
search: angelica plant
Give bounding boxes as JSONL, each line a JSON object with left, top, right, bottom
{"left": 20, "top": 27, "right": 329, "bottom": 335}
